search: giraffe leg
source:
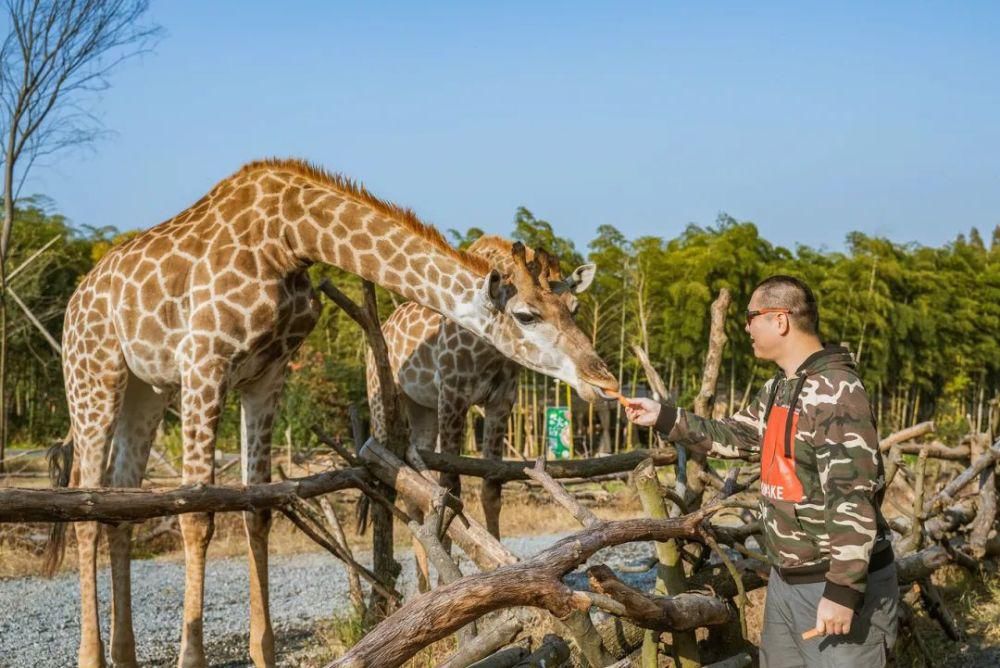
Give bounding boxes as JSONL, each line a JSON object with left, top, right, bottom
{"left": 75, "top": 519, "right": 106, "bottom": 668}
{"left": 240, "top": 364, "right": 286, "bottom": 668}
{"left": 177, "top": 359, "right": 227, "bottom": 668}
{"left": 107, "top": 374, "right": 171, "bottom": 668}
{"left": 66, "top": 345, "right": 127, "bottom": 668}
{"left": 436, "top": 390, "right": 469, "bottom": 568}
{"left": 403, "top": 397, "right": 438, "bottom": 593}
{"left": 482, "top": 377, "right": 517, "bottom": 539}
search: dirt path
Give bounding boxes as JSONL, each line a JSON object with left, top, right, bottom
{"left": 0, "top": 532, "right": 656, "bottom": 667}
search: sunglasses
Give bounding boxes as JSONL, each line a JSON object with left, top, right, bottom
{"left": 745, "top": 307, "right": 792, "bottom": 326}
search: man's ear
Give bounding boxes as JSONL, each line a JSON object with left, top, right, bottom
{"left": 482, "top": 269, "right": 510, "bottom": 310}
{"left": 777, "top": 312, "right": 792, "bottom": 335}
{"left": 552, "top": 263, "right": 597, "bottom": 295}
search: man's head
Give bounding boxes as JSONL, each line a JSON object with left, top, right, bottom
{"left": 745, "top": 275, "right": 820, "bottom": 361}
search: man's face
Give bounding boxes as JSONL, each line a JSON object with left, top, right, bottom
{"left": 744, "top": 290, "right": 788, "bottom": 361}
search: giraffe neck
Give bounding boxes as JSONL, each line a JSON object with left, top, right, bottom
{"left": 278, "top": 175, "right": 492, "bottom": 338}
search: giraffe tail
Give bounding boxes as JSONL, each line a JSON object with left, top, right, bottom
{"left": 41, "top": 433, "right": 76, "bottom": 578}
{"left": 355, "top": 495, "right": 371, "bottom": 534}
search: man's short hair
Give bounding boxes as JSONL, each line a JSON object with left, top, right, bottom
{"left": 752, "top": 275, "right": 819, "bottom": 335}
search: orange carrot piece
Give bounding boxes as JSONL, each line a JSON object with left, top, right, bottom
{"left": 603, "top": 389, "right": 634, "bottom": 409}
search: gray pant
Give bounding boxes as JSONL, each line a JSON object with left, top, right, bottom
{"left": 760, "top": 563, "right": 899, "bottom": 668}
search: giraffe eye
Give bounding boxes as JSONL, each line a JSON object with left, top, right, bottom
{"left": 513, "top": 311, "right": 538, "bottom": 325}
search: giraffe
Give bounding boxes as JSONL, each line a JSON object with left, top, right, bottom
{"left": 366, "top": 235, "right": 597, "bottom": 550}
{"left": 56, "top": 159, "right": 619, "bottom": 668}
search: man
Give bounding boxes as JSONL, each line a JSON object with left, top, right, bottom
{"left": 625, "top": 275, "right": 898, "bottom": 667}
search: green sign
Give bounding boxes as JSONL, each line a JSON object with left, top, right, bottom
{"left": 545, "top": 406, "right": 571, "bottom": 459}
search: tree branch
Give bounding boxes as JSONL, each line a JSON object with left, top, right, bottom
{"left": 587, "top": 564, "right": 731, "bottom": 632}
{"left": 325, "top": 508, "right": 719, "bottom": 668}
{"left": 0, "top": 466, "right": 368, "bottom": 522}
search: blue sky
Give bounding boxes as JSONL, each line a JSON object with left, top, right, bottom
{"left": 22, "top": 1, "right": 1000, "bottom": 254}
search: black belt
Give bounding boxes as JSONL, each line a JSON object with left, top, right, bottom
{"left": 777, "top": 542, "right": 894, "bottom": 585}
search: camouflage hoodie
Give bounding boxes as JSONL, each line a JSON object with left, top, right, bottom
{"left": 654, "top": 344, "right": 893, "bottom": 609}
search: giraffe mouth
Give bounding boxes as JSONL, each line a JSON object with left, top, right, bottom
{"left": 582, "top": 375, "right": 619, "bottom": 402}
{"left": 594, "top": 387, "right": 620, "bottom": 401}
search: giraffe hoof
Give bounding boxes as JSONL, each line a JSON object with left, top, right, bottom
{"left": 78, "top": 648, "right": 108, "bottom": 668}
{"left": 176, "top": 649, "right": 207, "bottom": 668}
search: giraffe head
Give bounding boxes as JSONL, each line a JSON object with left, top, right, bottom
{"left": 466, "top": 234, "right": 596, "bottom": 315}
{"left": 476, "top": 241, "right": 614, "bottom": 402}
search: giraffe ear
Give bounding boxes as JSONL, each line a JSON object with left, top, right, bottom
{"left": 552, "top": 263, "right": 596, "bottom": 295}
{"left": 483, "top": 269, "right": 511, "bottom": 310}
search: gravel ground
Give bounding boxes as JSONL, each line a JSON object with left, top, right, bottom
{"left": 0, "top": 533, "right": 657, "bottom": 667}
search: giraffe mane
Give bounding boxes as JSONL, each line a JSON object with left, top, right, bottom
{"left": 231, "top": 158, "right": 492, "bottom": 276}
{"left": 466, "top": 234, "right": 518, "bottom": 258}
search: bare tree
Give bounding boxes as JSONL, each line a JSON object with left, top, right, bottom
{"left": 0, "top": 0, "right": 161, "bottom": 468}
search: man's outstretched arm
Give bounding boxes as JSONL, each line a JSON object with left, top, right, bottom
{"left": 626, "top": 379, "right": 775, "bottom": 458}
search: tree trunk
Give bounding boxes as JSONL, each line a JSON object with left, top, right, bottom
{"left": 319, "top": 279, "right": 405, "bottom": 626}
{"left": 0, "top": 292, "right": 6, "bottom": 474}
{"left": 634, "top": 459, "right": 700, "bottom": 667}
{"left": 0, "top": 138, "right": 15, "bottom": 474}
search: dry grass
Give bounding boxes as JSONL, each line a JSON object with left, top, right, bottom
{"left": 282, "top": 611, "right": 459, "bottom": 668}
{"left": 893, "top": 565, "right": 1000, "bottom": 668}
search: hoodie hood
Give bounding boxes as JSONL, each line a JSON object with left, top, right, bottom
{"left": 765, "top": 344, "right": 859, "bottom": 461}
{"left": 795, "top": 344, "right": 856, "bottom": 377}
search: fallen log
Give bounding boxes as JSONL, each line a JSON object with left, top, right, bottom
{"left": 918, "top": 577, "right": 965, "bottom": 641}
{"left": 898, "top": 534, "right": 1000, "bottom": 579}
{"left": 513, "top": 471, "right": 630, "bottom": 488}
{"left": 517, "top": 634, "right": 570, "bottom": 667}
{"left": 686, "top": 559, "right": 769, "bottom": 600}
{"left": 0, "top": 467, "right": 368, "bottom": 523}
{"left": 587, "top": 564, "right": 732, "bottom": 632}
{"left": 969, "top": 444, "right": 998, "bottom": 558}
{"left": 326, "top": 509, "right": 719, "bottom": 667}
{"left": 896, "top": 442, "right": 970, "bottom": 460}
{"left": 896, "top": 545, "right": 951, "bottom": 584}
{"left": 924, "top": 438, "right": 1000, "bottom": 515}
{"left": 438, "top": 616, "right": 522, "bottom": 668}
{"left": 468, "top": 645, "right": 529, "bottom": 668}
{"left": 890, "top": 498, "right": 977, "bottom": 541}
{"left": 414, "top": 447, "right": 677, "bottom": 481}
{"left": 880, "top": 422, "right": 936, "bottom": 452}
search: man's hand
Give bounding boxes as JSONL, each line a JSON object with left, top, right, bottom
{"left": 624, "top": 397, "right": 661, "bottom": 427}
{"left": 815, "top": 596, "right": 853, "bottom": 636}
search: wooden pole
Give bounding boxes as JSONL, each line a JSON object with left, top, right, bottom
{"left": 0, "top": 467, "right": 368, "bottom": 523}
{"left": 634, "top": 459, "right": 700, "bottom": 668}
